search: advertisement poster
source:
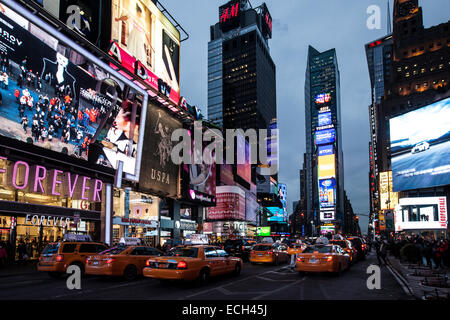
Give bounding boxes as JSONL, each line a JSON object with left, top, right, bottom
{"left": 318, "top": 112, "right": 332, "bottom": 127}
{"left": 318, "top": 144, "right": 334, "bottom": 157}
{"left": 319, "top": 179, "right": 335, "bottom": 209}
{"left": 318, "top": 154, "right": 336, "bottom": 179}
{"left": 236, "top": 132, "right": 252, "bottom": 184}
{"left": 0, "top": 5, "right": 144, "bottom": 176}
{"left": 110, "top": 0, "right": 180, "bottom": 100}
{"left": 394, "top": 197, "right": 447, "bottom": 231}
{"left": 139, "top": 102, "right": 181, "bottom": 197}
{"left": 390, "top": 97, "right": 450, "bottom": 192}
{"left": 256, "top": 226, "right": 270, "bottom": 236}
{"left": 315, "top": 128, "right": 335, "bottom": 145}
{"left": 207, "top": 186, "right": 246, "bottom": 221}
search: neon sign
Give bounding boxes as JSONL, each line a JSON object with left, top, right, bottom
{"left": 220, "top": 2, "right": 240, "bottom": 23}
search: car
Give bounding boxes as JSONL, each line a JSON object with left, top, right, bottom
{"left": 249, "top": 242, "right": 289, "bottom": 265}
{"left": 223, "top": 238, "right": 257, "bottom": 262}
{"left": 347, "top": 236, "right": 367, "bottom": 261}
{"left": 38, "top": 240, "right": 108, "bottom": 277}
{"left": 296, "top": 244, "right": 350, "bottom": 275}
{"left": 143, "top": 245, "right": 243, "bottom": 283}
{"left": 85, "top": 245, "right": 164, "bottom": 281}
{"left": 287, "top": 243, "right": 307, "bottom": 256}
{"left": 330, "top": 239, "right": 358, "bottom": 264}
{"left": 411, "top": 141, "right": 430, "bottom": 154}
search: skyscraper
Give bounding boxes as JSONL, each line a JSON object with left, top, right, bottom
{"left": 207, "top": 0, "right": 276, "bottom": 131}
{"left": 303, "top": 46, "right": 346, "bottom": 235}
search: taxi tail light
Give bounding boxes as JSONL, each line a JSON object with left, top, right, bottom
{"left": 145, "top": 260, "right": 151, "bottom": 266}
{"left": 39, "top": 256, "right": 43, "bottom": 262}
{"left": 250, "top": 250, "right": 255, "bottom": 254}
{"left": 105, "top": 258, "right": 114, "bottom": 264}
{"left": 55, "top": 255, "right": 63, "bottom": 262}
{"left": 241, "top": 246, "right": 245, "bottom": 251}
{"left": 177, "top": 261, "right": 187, "bottom": 270}
{"left": 297, "top": 257, "right": 303, "bottom": 262}
{"left": 326, "top": 256, "right": 333, "bottom": 262}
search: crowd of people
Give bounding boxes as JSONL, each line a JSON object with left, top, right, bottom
{"left": 0, "top": 239, "right": 44, "bottom": 268}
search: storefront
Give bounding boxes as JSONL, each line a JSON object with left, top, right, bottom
{"left": 203, "top": 221, "right": 249, "bottom": 241}
{"left": 112, "top": 188, "right": 161, "bottom": 246}
{"left": 0, "top": 155, "right": 105, "bottom": 261}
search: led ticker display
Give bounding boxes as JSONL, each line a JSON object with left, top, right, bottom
{"left": 315, "top": 93, "right": 331, "bottom": 105}
{"left": 318, "top": 154, "right": 336, "bottom": 179}
{"left": 0, "top": 4, "right": 147, "bottom": 180}
{"left": 318, "top": 112, "right": 332, "bottom": 127}
{"left": 319, "top": 179, "right": 336, "bottom": 209}
{"left": 389, "top": 97, "right": 450, "bottom": 192}
{"left": 315, "top": 129, "right": 336, "bottom": 145}
{"left": 318, "top": 145, "right": 334, "bottom": 157}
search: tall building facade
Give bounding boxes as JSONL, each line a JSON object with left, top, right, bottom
{"left": 366, "top": 0, "right": 450, "bottom": 238}
{"left": 208, "top": 0, "right": 276, "bottom": 131}
{"left": 303, "top": 46, "right": 346, "bottom": 235}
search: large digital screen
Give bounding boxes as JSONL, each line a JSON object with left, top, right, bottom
{"left": 267, "top": 206, "right": 284, "bottom": 222}
{"left": 394, "top": 197, "right": 447, "bottom": 231}
{"left": 256, "top": 226, "right": 270, "bottom": 237}
{"left": 236, "top": 132, "right": 252, "bottom": 184}
{"left": 315, "top": 128, "right": 335, "bottom": 145}
{"left": 319, "top": 179, "right": 336, "bottom": 209}
{"left": 318, "top": 112, "right": 332, "bottom": 127}
{"left": 389, "top": 97, "right": 450, "bottom": 191}
{"left": 318, "top": 144, "right": 334, "bottom": 157}
{"left": 315, "top": 93, "right": 331, "bottom": 105}
{"left": 320, "top": 210, "right": 335, "bottom": 221}
{"left": 379, "top": 171, "right": 399, "bottom": 210}
{"left": 0, "top": 4, "right": 146, "bottom": 179}
{"left": 110, "top": 0, "right": 180, "bottom": 103}
{"left": 207, "top": 186, "right": 246, "bottom": 221}
{"left": 318, "top": 154, "right": 336, "bottom": 179}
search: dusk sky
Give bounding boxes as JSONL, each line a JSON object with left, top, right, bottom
{"left": 161, "top": 0, "right": 449, "bottom": 234}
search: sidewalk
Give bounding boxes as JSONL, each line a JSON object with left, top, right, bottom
{"left": 387, "top": 256, "right": 450, "bottom": 300}
{"left": 0, "top": 261, "right": 39, "bottom": 278}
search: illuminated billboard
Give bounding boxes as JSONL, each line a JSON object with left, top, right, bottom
{"left": 318, "top": 145, "right": 334, "bottom": 157}
{"left": 394, "top": 197, "right": 447, "bottom": 232}
{"left": 0, "top": 4, "right": 147, "bottom": 181}
{"left": 315, "top": 129, "right": 335, "bottom": 145}
{"left": 318, "top": 154, "right": 336, "bottom": 179}
{"left": 207, "top": 186, "right": 246, "bottom": 221}
{"left": 256, "top": 226, "right": 271, "bottom": 237}
{"left": 379, "top": 171, "right": 399, "bottom": 210}
{"left": 318, "top": 112, "right": 332, "bottom": 127}
{"left": 320, "top": 224, "right": 335, "bottom": 235}
{"left": 315, "top": 93, "right": 331, "bottom": 105}
{"left": 267, "top": 206, "right": 284, "bottom": 222}
{"left": 110, "top": 0, "right": 180, "bottom": 104}
{"left": 389, "top": 97, "right": 450, "bottom": 191}
{"left": 319, "top": 179, "right": 336, "bottom": 209}
{"left": 236, "top": 132, "right": 252, "bottom": 184}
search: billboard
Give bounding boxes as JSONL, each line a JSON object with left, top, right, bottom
{"left": 236, "top": 132, "right": 251, "bottom": 184}
{"left": 320, "top": 209, "right": 335, "bottom": 221}
{"left": 0, "top": 4, "right": 147, "bottom": 180}
{"left": 207, "top": 185, "right": 246, "bottom": 221}
{"left": 319, "top": 179, "right": 336, "bottom": 209}
{"left": 256, "top": 226, "right": 270, "bottom": 237}
{"left": 394, "top": 197, "right": 447, "bottom": 232}
{"left": 318, "top": 154, "right": 336, "bottom": 179}
{"left": 139, "top": 102, "right": 181, "bottom": 197}
{"left": 379, "top": 171, "right": 399, "bottom": 210}
{"left": 320, "top": 224, "right": 335, "bottom": 235}
{"left": 389, "top": 97, "right": 450, "bottom": 192}
{"left": 318, "top": 112, "right": 332, "bottom": 127}
{"left": 315, "top": 93, "right": 331, "bottom": 105}
{"left": 315, "top": 128, "right": 335, "bottom": 145}
{"left": 183, "top": 127, "right": 217, "bottom": 205}
{"left": 318, "top": 144, "right": 333, "bottom": 157}
{"left": 245, "top": 183, "right": 259, "bottom": 223}
{"left": 267, "top": 206, "right": 284, "bottom": 222}
{"left": 110, "top": 0, "right": 180, "bottom": 103}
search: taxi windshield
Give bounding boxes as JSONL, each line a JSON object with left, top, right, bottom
{"left": 303, "top": 246, "right": 333, "bottom": 253}
{"left": 99, "top": 246, "right": 127, "bottom": 255}
{"left": 166, "top": 247, "right": 199, "bottom": 258}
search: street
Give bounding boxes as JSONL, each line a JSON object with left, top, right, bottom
{"left": 0, "top": 251, "right": 411, "bottom": 300}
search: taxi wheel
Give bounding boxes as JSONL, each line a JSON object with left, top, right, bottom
{"left": 233, "top": 263, "right": 241, "bottom": 276}
{"left": 124, "top": 265, "right": 138, "bottom": 281}
{"left": 274, "top": 256, "right": 279, "bottom": 266}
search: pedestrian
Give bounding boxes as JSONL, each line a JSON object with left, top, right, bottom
{"left": 21, "top": 115, "right": 28, "bottom": 133}
{"left": 18, "top": 240, "right": 28, "bottom": 264}
{"left": 3, "top": 72, "right": 8, "bottom": 89}
{"left": 380, "top": 238, "right": 388, "bottom": 266}
{"left": 14, "top": 88, "right": 20, "bottom": 103}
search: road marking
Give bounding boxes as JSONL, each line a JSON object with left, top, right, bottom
{"left": 255, "top": 276, "right": 294, "bottom": 282}
{"left": 250, "top": 276, "right": 308, "bottom": 300}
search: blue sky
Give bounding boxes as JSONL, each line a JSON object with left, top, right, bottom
{"left": 161, "top": 0, "right": 450, "bottom": 234}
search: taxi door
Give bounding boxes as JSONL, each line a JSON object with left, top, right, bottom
{"left": 216, "top": 248, "right": 234, "bottom": 273}
{"left": 129, "top": 247, "right": 154, "bottom": 274}
{"left": 203, "top": 247, "right": 223, "bottom": 276}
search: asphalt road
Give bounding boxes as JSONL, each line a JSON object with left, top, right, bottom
{"left": 0, "top": 250, "right": 412, "bottom": 300}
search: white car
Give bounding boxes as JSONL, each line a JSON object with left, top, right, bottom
{"left": 411, "top": 142, "right": 430, "bottom": 154}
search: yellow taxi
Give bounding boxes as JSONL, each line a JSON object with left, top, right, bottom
{"left": 330, "top": 239, "right": 358, "bottom": 264}
{"left": 296, "top": 244, "right": 350, "bottom": 275}
{"left": 249, "top": 242, "right": 289, "bottom": 265}
{"left": 85, "top": 245, "right": 164, "bottom": 281}
{"left": 37, "top": 235, "right": 109, "bottom": 277}
{"left": 287, "top": 242, "right": 307, "bottom": 256}
{"left": 143, "top": 245, "right": 243, "bottom": 283}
